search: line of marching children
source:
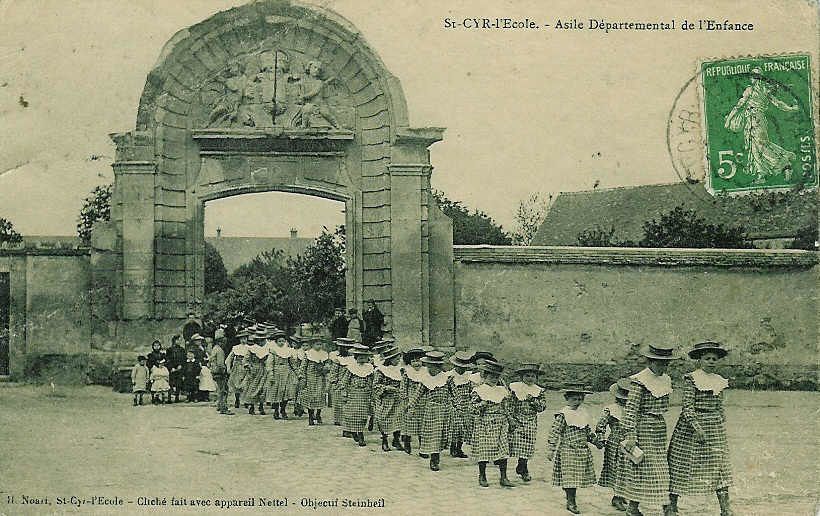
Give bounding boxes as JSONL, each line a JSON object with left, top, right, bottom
{"left": 220, "top": 323, "right": 734, "bottom": 516}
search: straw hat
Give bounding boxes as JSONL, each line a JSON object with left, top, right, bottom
{"left": 515, "top": 363, "right": 541, "bottom": 375}
{"left": 641, "top": 344, "right": 680, "bottom": 361}
{"left": 688, "top": 341, "right": 729, "bottom": 359}
{"left": 421, "top": 350, "right": 446, "bottom": 365}
{"left": 562, "top": 382, "right": 593, "bottom": 395}
{"left": 609, "top": 378, "right": 631, "bottom": 399}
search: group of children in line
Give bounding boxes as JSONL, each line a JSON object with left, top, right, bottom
{"left": 132, "top": 321, "right": 734, "bottom": 516}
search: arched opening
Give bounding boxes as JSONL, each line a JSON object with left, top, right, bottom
{"left": 200, "top": 190, "right": 347, "bottom": 333}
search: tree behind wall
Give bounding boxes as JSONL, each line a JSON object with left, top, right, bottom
{"left": 0, "top": 218, "right": 22, "bottom": 245}
{"left": 77, "top": 184, "right": 112, "bottom": 246}
{"left": 432, "top": 190, "right": 511, "bottom": 245}
{"left": 204, "top": 242, "right": 231, "bottom": 294}
{"left": 511, "top": 192, "right": 553, "bottom": 245}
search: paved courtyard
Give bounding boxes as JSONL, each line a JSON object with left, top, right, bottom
{"left": 0, "top": 385, "right": 816, "bottom": 516}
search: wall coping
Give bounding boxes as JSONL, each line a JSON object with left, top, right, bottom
{"left": 0, "top": 245, "right": 91, "bottom": 256}
{"left": 453, "top": 245, "right": 819, "bottom": 268}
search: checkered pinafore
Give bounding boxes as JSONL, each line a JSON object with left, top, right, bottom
{"left": 341, "top": 367, "right": 373, "bottom": 432}
{"left": 547, "top": 411, "right": 599, "bottom": 488}
{"left": 417, "top": 380, "right": 452, "bottom": 455}
{"left": 470, "top": 387, "right": 512, "bottom": 462}
{"left": 332, "top": 360, "right": 351, "bottom": 425}
{"left": 448, "top": 375, "right": 474, "bottom": 445}
{"left": 401, "top": 372, "right": 425, "bottom": 437}
{"left": 596, "top": 404, "right": 627, "bottom": 488}
{"left": 298, "top": 357, "right": 328, "bottom": 410}
{"left": 613, "top": 380, "right": 672, "bottom": 505}
{"left": 668, "top": 374, "right": 733, "bottom": 495}
{"left": 509, "top": 389, "right": 547, "bottom": 459}
{"left": 373, "top": 369, "right": 403, "bottom": 434}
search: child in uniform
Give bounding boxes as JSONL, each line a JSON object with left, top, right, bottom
{"left": 412, "top": 351, "right": 452, "bottom": 471}
{"left": 299, "top": 337, "right": 329, "bottom": 426}
{"left": 331, "top": 338, "right": 355, "bottom": 435}
{"left": 241, "top": 329, "right": 269, "bottom": 415}
{"left": 267, "top": 331, "right": 294, "bottom": 419}
{"left": 615, "top": 345, "right": 680, "bottom": 516}
{"left": 181, "top": 350, "right": 201, "bottom": 402}
{"left": 372, "top": 344, "right": 404, "bottom": 451}
{"left": 131, "top": 355, "right": 150, "bottom": 406}
{"left": 546, "top": 383, "right": 602, "bottom": 514}
{"left": 447, "top": 350, "right": 476, "bottom": 459}
{"left": 596, "top": 378, "right": 631, "bottom": 512}
{"left": 150, "top": 358, "right": 171, "bottom": 405}
{"left": 399, "top": 347, "right": 426, "bottom": 455}
{"left": 225, "top": 329, "right": 249, "bottom": 409}
{"left": 471, "top": 359, "right": 516, "bottom": 488}
{"left": 340, "top": 344, "right": 375, "bottom": 446}
{"left": 667, "top": 341, "right": 734, "bottom": 516}
{"left": 508, "top": 363, "right": 548, "bottom": 482}
{"left": 289, "top": 335, "right": 306, "bottom": 418}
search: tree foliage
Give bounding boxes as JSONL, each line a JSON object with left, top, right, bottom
{"left": 203, "top": 226, "right": 346, "bottom": 330}
{"left": 204, "top": 242, "right": 231, "bottom": 294}
{"left": 511, "top": 192, "right": 552, "bottom": 245}
{"left": 0, "top": 218, "right": 22, "bottom": 245}
{"left": 789, "top": 220, "right": 818, "bottom": 250}
{"left": 77, "top": 184, "right": 112, "bottom": 245}
{"left": 432, "top": 190, "right": 511, "bottom": 245}
{"left": 576, "top": 205, "right": 753, "bottom": 249}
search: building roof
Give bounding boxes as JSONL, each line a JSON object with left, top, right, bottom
{"left": 206, "top": 236, "right": 313, "bottom": 272}
{"left": 532, "top": 182, "right": 817, "bottom": 246}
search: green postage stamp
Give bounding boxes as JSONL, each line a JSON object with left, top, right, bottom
{"left": 699, "top": 54, "right": 817, "bottom": 195}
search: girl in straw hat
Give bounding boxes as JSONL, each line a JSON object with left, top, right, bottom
{"left": 298, "top": 338, "right": 329, "bottom": 426}
{"left": 240, "top": 329, "right": 270, "bottom": 415}
{"left": 667, "top": 342, "right": 734, "bottom": 516}
{"left": 471, "top": 359, "right": 517, "bottom": 488}
{"left": 596, "top": 377, "right": 631, "bottom": 512}
{"left": 615, "top": 345, "right": 680, "bottom": 516}
{"left": 329, "top": 338, "right": 355, "bottom": 433}
{"left": 508, "top": 363, "right": 548, "bottom": 483}
{"left": 412, "top": 351, "right": 452, "bottom": 471}
{"left": 547, "top": 383, "right": 602, "bottom": 514}
{"left": 372, "top": 345, "right": 405, "bottom": 452}
{"left": 340, "top": 344, "right": 375, "bottom": 446}
{"left": 399, "top": 347, "right": 426, "bottom": 455}
{"left": 447, "top": 350, "right": 476, "bottom": 459}
{"left": 266, "top": 330, "right": 294, "bottom": 419}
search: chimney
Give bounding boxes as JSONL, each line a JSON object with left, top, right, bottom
{"left": 290, "top": 228, "right": 297, "bottom": 239}
{"left": 216, "top": 227, "right": 222, "bottom": 238}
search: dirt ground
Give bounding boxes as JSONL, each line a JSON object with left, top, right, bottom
{"left": 0, "top": 384, "right": 817, "bottom": 516}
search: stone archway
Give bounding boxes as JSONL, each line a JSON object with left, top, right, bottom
{"left": 102, "top": 0, "right": 455, "bottom": 348}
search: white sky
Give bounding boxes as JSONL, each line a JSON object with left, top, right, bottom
{"left": 0, "top": 0, "right": 816, "bottom": 238}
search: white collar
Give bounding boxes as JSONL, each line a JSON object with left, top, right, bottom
{"left": 690, "top": 369, "right": 729, "bottom": 394}
{"left": 473, "top": 383, "right": 508, "bottom": 403}
{"left": 469, "top": 371, "right": 482, "bottom": 384}
{"left": 248, "top": 346, "right": 269, "bottom": 359}
{"left": 231, "top": 343, "right": 248, "bottom": 355}
{"left": 630, "top": 368, "right": 673, "bottom": 398}
{"left": 328, "top": 351, "right": 340, "bottom": 362}
{"left": 508, "top": 381, "right": 544, "bottom": 400}
{"left": 377, "top": 364, "right": 403, "bottom": 381}
{"left": 559, "top": 406, "right": 592, "bottom": 429}
{"left": 450, "top": 370, "right": 473, "bottom": 386}
{"left": 347, "top": 362, "right": 374, "bottom": 378}
{"left": 604, "top": 403, "right": 624, "bottom": 421}
{"left": 273, "top": 344, "right": 293, "bottom": 358}
{"left": 418, "top": 369, "right": 449, "bottom": 390}
{"left": 372, "top": 356, "right": 384, "bottom": 367}
{"left": 305, "top": 349, "right": 328, "bottom": 363}
{"left": 403, "top": 366, "right": 425, "bottom": 382}
{"left": 337, "top": 355, "right": 354, "bottom": 367}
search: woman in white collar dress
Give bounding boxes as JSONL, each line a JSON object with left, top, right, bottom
{"left": 615, "top": 345, "right": 680, "bottom": 516}
{"left": 667, "top": 342, "right": 734, "bottom": 516}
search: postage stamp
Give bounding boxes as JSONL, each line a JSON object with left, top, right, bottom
{"left": 699, "top": 54, "right": 817, "bottom": 195}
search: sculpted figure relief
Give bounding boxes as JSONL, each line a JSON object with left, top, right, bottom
{"left": 199, "top": 51, "right": 349, "bottom": 130}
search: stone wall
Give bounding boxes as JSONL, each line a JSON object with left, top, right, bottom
{"left": 453, "top": 246, "right": 819, "bottom": 389}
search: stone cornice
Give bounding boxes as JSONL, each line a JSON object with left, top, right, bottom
{"left": 112, "top": 161, "right": 156, "bottom": 174}
{"left": 395, "top": 127, "right": 445, "bottom": 147}
{"left": 453, "top": 245, "right": 819, "bottom": 268}
{"left": 388, "top": 163, "right": 433, "bottom": 176}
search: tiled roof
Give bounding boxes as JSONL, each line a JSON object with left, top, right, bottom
{"left": 532, "top": 182, "right": 817, "bottom": 246}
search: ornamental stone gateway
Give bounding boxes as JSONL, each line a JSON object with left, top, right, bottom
{"left": 96, "top": 1, "right": 455, "bottom": 350}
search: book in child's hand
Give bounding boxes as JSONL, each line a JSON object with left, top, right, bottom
{"left": 620, "top": 441, "right": 644, "bottom": 464}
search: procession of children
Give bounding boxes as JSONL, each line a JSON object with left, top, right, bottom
{"left": 133, "top": 321, "right": 734, "bottom": 516}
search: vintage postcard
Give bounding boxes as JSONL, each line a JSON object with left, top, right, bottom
{"left": 0, "top": 1, "right": 817, "bottom": 515}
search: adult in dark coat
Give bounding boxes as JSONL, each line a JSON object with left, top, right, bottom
{"left": 362, "top": 300, "right": 384, "bottom": 347}
{"left": 166, "top": 335, "right": 187, "bottom": 402}
{"left": 330, "top": 308, "right": 349, "bottom": 340}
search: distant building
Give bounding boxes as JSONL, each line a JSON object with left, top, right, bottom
{"left": 532, "top": 182, "right": 817, "bottom": 249}
{"left": 206, "top": 230, "right": 313, "bottom": 272}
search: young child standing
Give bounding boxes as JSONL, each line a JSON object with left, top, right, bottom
{"left": 150, "top": 358, "right": 171, "bottom": 404}
{"left": 667, "top": 341, "right": 734, "bottom": 516}
{"left": 266, "top": 331, "right": 294, "bottom": 419}
{"left": 508, "top": 363, "right": 548, "bottom": 482}
{"left": 547, "top": 383, "right": 602, "bottom": 514}
{"left": 131, "top": 355, "right": 150, "bottom": 406}
{"left": 372, "top": 344, "right": 404, "bottom": 452}
{"left": 399, "top": 347, "right": 426, "bottom": 455}
{"left": 329, "top": 338, "right": 355, "bottom": 431}
{"left": 447, "top": 350, "right": 476, "bottom": 459}
{"left": 241, "top": 329, "right": 270, "bottom": 415}
{"left": 225, "top": 329, "right": 249, "bottom": 409}
{"left": 596, "top": 378, "right": 631, "bottom": 512}
{"left": 412, "top": 351, "right": 452, "bottom": 471}
{"left": 198, "top": 361, "right": 217, "bottom": 402}
{"left": 181, "top": 350, "right": 202, "bottom": 402}
{"left": 340, "top": 344, "right": 375, "bottom": 446}
{"left": 299, "top": 337, "right": 329, "bottom": 426}
{"left": 471, "top": 359, "right": 516, "bottom": 488}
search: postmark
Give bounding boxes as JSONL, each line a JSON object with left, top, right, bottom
{"left": 698, "top": 54, "right": 817, "bottom": 195}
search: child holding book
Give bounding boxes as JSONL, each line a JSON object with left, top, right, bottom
{"left": 596, "top": 378, "right": 631, "bottom": 511}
